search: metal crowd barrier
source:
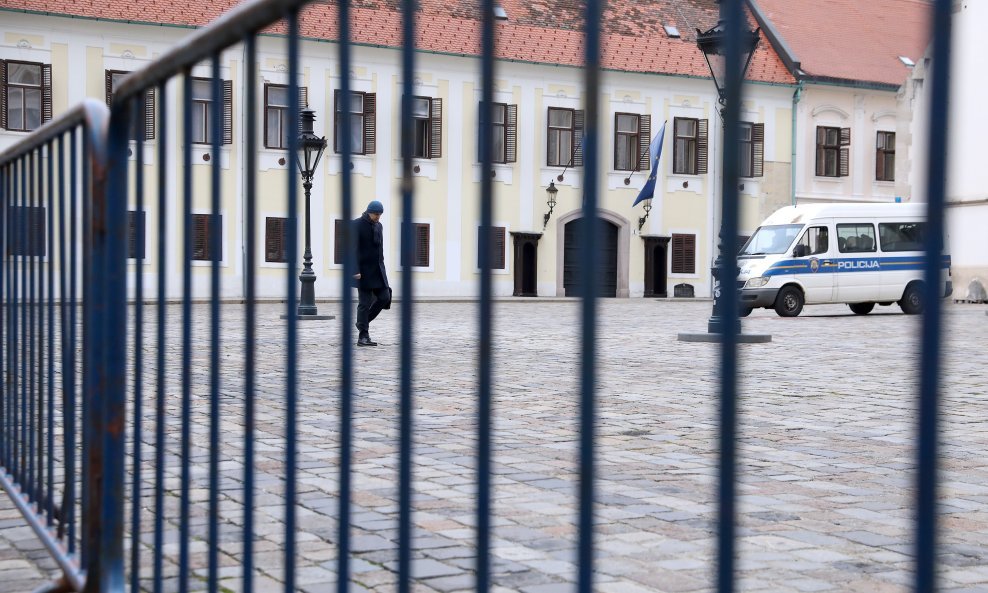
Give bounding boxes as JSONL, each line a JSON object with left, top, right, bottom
{"left": 0, "top": 0, "right": 953, "bottom": 592}
{"left": 0, "top": 99, "right": 114, "bottom": 591}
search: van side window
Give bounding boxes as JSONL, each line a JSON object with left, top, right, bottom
{"left": 795, "top": 226, "right": 828, "bottom": 256}
{"left": 879, "top": 222, "right": 926, "bottom": 252}
{"left": 837, "top": 223, "right": 876, "bottom": 253}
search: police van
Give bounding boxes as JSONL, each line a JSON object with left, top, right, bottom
{"left": 737, "top": 203, "right": 952, "bottom": 317}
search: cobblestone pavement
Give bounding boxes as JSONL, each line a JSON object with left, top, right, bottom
{"left": 2, "top": 300, "right": 987, "bottom": 593}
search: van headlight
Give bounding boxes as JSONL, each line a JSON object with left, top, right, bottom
{"left": 745, "top": 276, "right": 769, "bottom": 288}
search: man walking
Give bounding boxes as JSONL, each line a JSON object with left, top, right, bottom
{"left": 353, "top": 200, "right": 390, "bottom": 346}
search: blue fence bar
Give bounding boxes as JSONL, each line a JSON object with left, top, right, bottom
{"left": 717, "top": 1, "right": 745, "bottom": 592}
{"left": 578, "top": 1, "right": 601, "bottom": 593}
{"left": 917, "top": 1, "right": 953, "bottom": 591}
{"left": 399, "top": 1, "right": 416, "bottom": 592}
{"left": 337, "top": 1, "right": 354, "bottom": 592}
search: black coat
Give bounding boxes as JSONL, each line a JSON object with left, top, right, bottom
{"left": 354, "top": 212, "right": 389, "bottom": 290}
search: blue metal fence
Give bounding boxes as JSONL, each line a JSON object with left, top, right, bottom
{"left": 0, "top": 99, "right": 110, "bottom": 591}
{"left": 0, "top": 0, "right": 953, "bottom": 592}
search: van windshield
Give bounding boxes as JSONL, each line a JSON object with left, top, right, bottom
{"left": 740, "top": 224, "right": 803, "bottom": 255}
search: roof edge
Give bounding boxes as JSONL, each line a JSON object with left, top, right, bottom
{"left": 801, "top": 76, "right": 901, "bottom": 92}
{"left": 746, "top": 0, "right": 801, "bottom": 75}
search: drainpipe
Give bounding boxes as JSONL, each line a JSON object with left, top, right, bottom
{"left": 791, "top": 82, "right": 803, "bottom": 206}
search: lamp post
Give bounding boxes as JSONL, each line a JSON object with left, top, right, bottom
{"left": 296, "top": 108, "right": 328, "bottom": 317}
{"left": 696, "top": 20, "right": 759, "bottom": 335}
{"left": 543, "top": 181, "right": 558, "bottom": 230}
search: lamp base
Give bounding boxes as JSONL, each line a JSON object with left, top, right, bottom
{"left": 677, "top": 332, "right": 771, "bottom": 343}
{"left": 280, "top": 314, "right": 336, "bottom": 321}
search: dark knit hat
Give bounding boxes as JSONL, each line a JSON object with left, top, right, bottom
{"left": 367, "top": 200, "right": 384, "bottom": 214}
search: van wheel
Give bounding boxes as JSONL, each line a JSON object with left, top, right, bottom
{"left": 849, "top": 302, "right": 875, "bottom": 315}
{"left": 900, "top": 283, "right": 924, "bottom": 315}
{"left": 774, "top": 286, "right": 804, "bottom": 317}
{"left": 740, "top": 307, "right": 753, "bottom": 318}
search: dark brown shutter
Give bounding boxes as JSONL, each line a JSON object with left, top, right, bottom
{"left": 478, "top": 226, "right": 506, "bottom": 269}
{"left": 127, "top": 210, "right": 146, "bottom": 259}
{"left": 297, "top": 86, "right": 308, "bottom": 134}
{"left": 104, "top": 70, "right": 113, "bottom": 106}
{"left": 639, "top": 114, "right": 651, "bottom": 170}
{"left": 493, "top": 226, "right": 505, "bottom": 269}
{"left": 41, "top": 64, "right": 52, "bottom": 125}
{"left": 144, "top": 87, "right": 156, "bottom": 140}
{"left": 752, "top": 122, "right": 764, "bottom": 177}
{"left": 672, "top": 233, "right": 696, "bottom": 274}
{"left": 505, "top": 104, "right": 517, "bottom": 163}
{"left": 222, "top": 79, "right": 233, "bottom": 145}
{"left": 193, "top": 214, "right": 209, "bottom": 260}
{"left": 265, "top": 217, "right": 285, "bottom": 263}
{"left": 333, "top": 90, "right": 340, "bottom": 153}
{"left": 334, "top": 219, "right": 344, "bottom": 265}
{"left": 29, "top": 207, "right": 46, "bottom": 257}
{"left": 364, "top": 93, "right": 376, "bottom": 155}
{"left": 573, "top": 109, "right": 585, "bottom": 167}
{"left": 415, "top": 223, "right": 430, "bottom": 267}
{"left": 696, "top": 119, "right": 709, "bottom": 175}
{"left": 839, "top": 127, "right": 851, "bottom": 177}
{"left": 429, "top": 97, "right": 442, "bottom": 158}
{"left": 214, "top": 214, "right": 223, "bottom": 260}
{"left": 1, "top": 61, "right": 7, "bottom": 130}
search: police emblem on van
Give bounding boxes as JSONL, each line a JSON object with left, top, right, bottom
{"left": 809, "top": 258, "right": 820, "bottom": 273}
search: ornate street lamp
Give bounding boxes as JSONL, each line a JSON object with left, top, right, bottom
{"left": 696, "top": 20, "right": 760, "bottom": 335}
{"left": 542, "top": 181, "right": 558, "bottom": 230}
{"left": 637, "top": 198, "right": 652, "bottom": 231}
{"left": 296, "top": 108, "right": 328, "bottom": 317}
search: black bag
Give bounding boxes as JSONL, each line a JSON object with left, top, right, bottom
{"left": 379, "top": 287, "right": 393, "bottom": 310}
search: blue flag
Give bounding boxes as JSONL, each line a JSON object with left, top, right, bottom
{"left": 633, "top": 120, "right": 666, "bottom": 207}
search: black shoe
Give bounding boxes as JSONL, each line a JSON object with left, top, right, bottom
{"left": 357, "top": 333, "right": 377, "bottom": 347}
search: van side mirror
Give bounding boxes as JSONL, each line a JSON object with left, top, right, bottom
{"left": 792, "top": 244, "right": 809, "bottom": 258}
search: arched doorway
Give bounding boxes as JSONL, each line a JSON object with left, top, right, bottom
{"left": 563, "top": 218, "right": 619, "bottom": 297}
{"left": 642, "top": 235, "right": 670, "bottom": 297}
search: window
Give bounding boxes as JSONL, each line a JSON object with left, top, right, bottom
{"left": 614, "top": 113, "right": 650, "bottom": 172}
{"left": 479, "top": 103, "right": 517, "bottom": 164}
{"left": 190, "top": 77, "right": 233, "bottom": 145}
{"left": 477, "top": 226, "right": 506, "bottom": 270}
{"left": 334, "top": 219, "right": 345, "bottom": 265}
{"left": 672, "top": 117, "right": 708, "bottom": 175}
{"left": 411, "top": 96, "right": 442, "bottom": 159}
{"left": 264, "top": 84, "right": 308, "bottom": 149}
{"left": 128, "top": 210, "right": 146, "bottom": 260}
{"left": 265, "top": 217, "right": 288, "bottom": 263}
{"left": 2, "top": 61, "right": 52, "bottom": 132}
{"left": 793, "top": 226, "right": 829, "bottom": 257}
{"left": 335, "top": 91, "right": 376, "bottom": 155}
{"left": 671, "top": 233, "right": 695, "bottom": 274}
{"left": 879, "top": 222, "right": 926, "bottom": 252}
{"left": 876, "top": 131, "right": 895, "bottom": 181}
{"left": 401, "top": 222, "right": 430, "bottom": 268}
{"left": 739, "top": 122, "right": 764, "bottom": 178}
{"left": 816, "top": 126, "right": 850, "bottom": 177}
{"left": 105, "top": 70, "right": 155, "bottom": 140}
{"left": 191, "top": 213, "right": 222, "bottom": 261}
{"left": 547, "top": 107, "right": 584, "bottom": 167}
{"left": 837, "top": 223, "right": 876, "bottom": 253}
{"left": 6, "top": 206, "right": 46, "bottom": 256}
